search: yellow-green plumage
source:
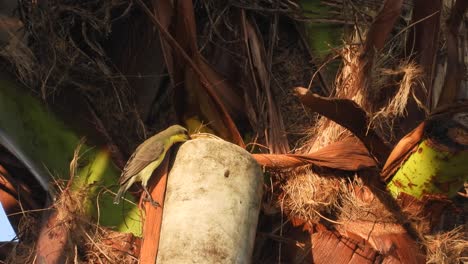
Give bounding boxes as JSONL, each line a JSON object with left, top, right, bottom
{"left": 113, "top": 125, "right": 189, "bottom": 204}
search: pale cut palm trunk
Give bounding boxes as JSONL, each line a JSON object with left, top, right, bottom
{"left": 157, "top": 138, "right": 263, "bottom": 263}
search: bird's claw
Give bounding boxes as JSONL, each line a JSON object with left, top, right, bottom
{"left": 143, "top": 196, "right": 161, "bottom": 208}
{"left": 142, "top": 186, "right": 160, "bottom": 208}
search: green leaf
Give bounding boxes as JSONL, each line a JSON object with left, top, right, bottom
{"left": 0, "top": 74, "right": 141, "bottom": 235}
{"left": 387, "top": 140, "right": 468, "bottom": 198}
{"left": 300, "top": 0, "right": 343, "bottom": 58}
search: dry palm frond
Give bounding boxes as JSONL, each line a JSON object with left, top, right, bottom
{"left": 425, "top": 226, "right": 468, "bottom": 264}
{"left": 370, "top": 62, "right": 427, "bottom": 142}
{"left": 337, "top": 177, "right": 395, "bottom": 223}
{"left": 281, "top": 170, "right": 342, "bottom": 223}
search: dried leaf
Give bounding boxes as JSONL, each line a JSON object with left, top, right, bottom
{"left": 408, "top": 0, "right": 442, "bottom": 107}
{"left": 381, "top": 122, "right": 425, "bottom": 182}
{"left": 310, "top": 230, "right": 380, "bottom": 263}
{"left": 353, "top": 0, "right": 403, "bottom": 107}
{"left": 437, "top": 0, "right": 467, "bottom": 106}
{"left": 294, "top": 87, "right": 390, "bottom": 165}
{"left": 0, "top": 165, "right": 38, "bottom": 228}
{"left": 364, "top": 0, "right": 403, "bottom": 53}
{"left": 382, "top": 101, "right": 468, "bottom": 182}
{"left": 253, "top": 137, "right": 377, "bottom": 171}
{"left": 398, "top": 192, "right": 456, "bottom": 230}
{"left": 397, "top": 0, "right": 441, "bottom": 134}
{"left": 184, "top": 66, "right": 234, "bottom": 140}
{"left": 138, "top": 0, "right": 244, "bottom": 146}
{"left": 431, "top": 100, "right": 468, "bottom": 117}
{"left": 102, "top": 232, "right": 141, "bottom": 260}
{"left": 337, "top": 224, "right": 426, "bottom": 264}
{"left": 153, "top": 0, "right": 175, "bottom": 86}
{"left": 0, "top": 169, "right": 18, "bottom": 214}
{"left": 241, "top": 12, "right": 289, "bottom": 154}
{"left": 0, "top": 165, "right": 37, "bottom": 212}
{"left": 174, "top": 0, "right": 198, "bottom": 55}
{"left": 197, "top": 57, "right": 245, "bottom": 118}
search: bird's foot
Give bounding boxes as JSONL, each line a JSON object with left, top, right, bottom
{"left": 143, "top": 196, "right": 161, "bottom": 208}
{"left": 142, "top": 186, "right": 160, "bottom": 208}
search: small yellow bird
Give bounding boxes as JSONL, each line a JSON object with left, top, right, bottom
{"left": 113, "top": 125, "right": 190, "bottom": 205}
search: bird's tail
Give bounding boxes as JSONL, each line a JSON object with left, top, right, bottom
{"left": 113, "top": 186, "right": 126, "bottom": 204}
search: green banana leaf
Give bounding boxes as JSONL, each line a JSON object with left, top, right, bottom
{"left": 0, "top": 74, "right": 141, "bottom": 235}
{"left": 388, "top": 139, "right": 468, "bottom": 199}
{"left": 301, "top": 0, "right": 344, "bottom": 59}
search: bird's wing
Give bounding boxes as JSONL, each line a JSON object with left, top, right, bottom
{"left": 118, "top": 139, "right": 165, "bottom": 185}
